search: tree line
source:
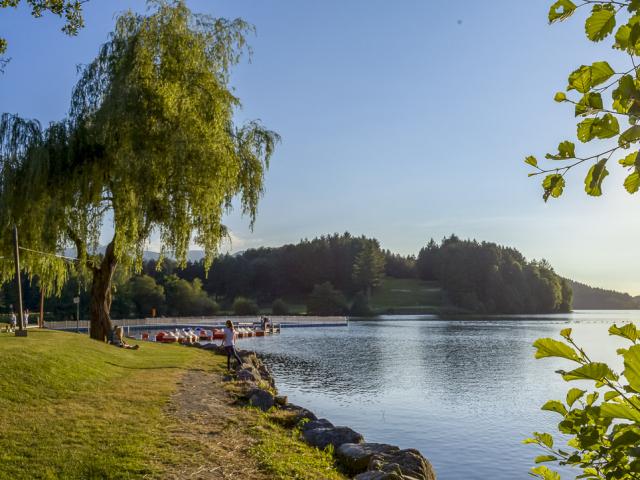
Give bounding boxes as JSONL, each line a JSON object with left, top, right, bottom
{"left": 0, "top": 233, "right": 577, "bottom": 319}
{"left": 416, "top": 235, "right": 572, "bottom": 314}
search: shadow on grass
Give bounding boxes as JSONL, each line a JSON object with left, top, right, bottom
{"left": 105, "top": 361, "right": 207, "bottom": 372}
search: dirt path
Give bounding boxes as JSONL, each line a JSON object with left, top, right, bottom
{"left": 162, "top": 369, "right": 270, "bottom": 480}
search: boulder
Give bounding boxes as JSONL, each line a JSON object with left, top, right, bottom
{"left": 302, "top": 426, "right": 364, "bottom": 450}
{"left": 337, "top": 443, "right": 400, "bottom": 475}
{"left": 301, "top": 418, "right": 334, "bottom": 432}
{"left": 354, "top": 472, "right": 402, "bottom": 480}
{"left": 247, "top": 388, "right": 275, "bottom": 412}
{"left": 274, "top": 395, "right": 288, "bottom": 406}
{"left": 280, "top": 403, "right": 317, "bottom": 422}
{"left": 237, "top": 368, "right": 259, "bottom": 382}
{"left": 368, "top": 449, "right": 436, "bottom": 480}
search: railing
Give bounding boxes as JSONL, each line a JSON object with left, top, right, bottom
{"left": 45, "top": 315, "right": 348, "bottom": 331}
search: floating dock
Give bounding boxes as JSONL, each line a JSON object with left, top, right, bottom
{"left": 46, "top": 315, "right": 348, "bottom": 333}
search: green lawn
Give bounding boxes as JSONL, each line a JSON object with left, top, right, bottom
{"left": 370, "top": 277, "right": 444, "bottom": 313}
{"left": 0, "top": 329, "right": 345, "bottom": 479}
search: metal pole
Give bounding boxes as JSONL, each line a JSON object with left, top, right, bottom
{"left": 76, "top": 284, "right": 80, "bottom": 333}
{"left": 13, "top": 225, "right": 26, "bottom": 337}
{"left": 39, "top": 287, "right": 44, "bottom": 328}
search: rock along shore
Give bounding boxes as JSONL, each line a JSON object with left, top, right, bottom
{"left": 198, "top": 342, "right": 437, "bottom": 480}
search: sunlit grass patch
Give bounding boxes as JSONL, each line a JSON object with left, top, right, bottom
{"left": 251, "top": 416, "right": 347, "bottom": 480}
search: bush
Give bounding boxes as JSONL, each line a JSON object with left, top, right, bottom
{"left": 306, "top": 282, "right": 347, "bottom": 316}
{"left": 349, "top": 292, "right": 373, "bottom": 317}
{"left": 271, "top": 298, "right": 289, "bottom": 315}
{"left": 232, "top": 296, "right": 259, "bottom": 315}
{"left": 526, "top": 323, "right": 640, "bottom": 480}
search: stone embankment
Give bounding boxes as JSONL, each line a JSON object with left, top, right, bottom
{"left": 199, "top": 343, "right": 436, "bottom": 480}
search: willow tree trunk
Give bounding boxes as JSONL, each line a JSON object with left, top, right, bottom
{"left": 89, "top": 240, "right": 117, "bottom": 341}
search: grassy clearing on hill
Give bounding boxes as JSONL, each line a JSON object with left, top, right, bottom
{"left": 0, "top": 330, "right": 345, "bottom": 479}
{"left": 370, "top": 277, "right": 443, "bottom": 314}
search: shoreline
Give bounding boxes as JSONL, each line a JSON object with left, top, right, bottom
{"left": 199, "top": 342, "right": 437, "bottom": 480}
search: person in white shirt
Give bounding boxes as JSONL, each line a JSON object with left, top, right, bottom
{"left": 221, "top": 320, "right": 244, "bottom": 370}
{"left": 23, "top": 309, "right": 29, "bottom": 328}
{"left": 9, "top": 312, "right": 16, "bottom": 332}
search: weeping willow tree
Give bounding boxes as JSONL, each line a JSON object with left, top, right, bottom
{"left": 0, "top": 1, "right": 278, "bottom": 341}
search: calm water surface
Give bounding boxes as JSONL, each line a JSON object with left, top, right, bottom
{"left": 238, "top": 311, "right": 640, "bottom": 480}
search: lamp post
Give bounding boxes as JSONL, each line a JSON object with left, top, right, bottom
{"left": 74, "top": 290, "right": 80, "bottom": 333}
{"left": 13, "top": 225, "right": 26, "bottom": 337}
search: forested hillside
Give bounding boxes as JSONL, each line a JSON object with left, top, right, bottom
{"left": 566, "top": 280, "right": 640, "bottom": 310}
{"left": 0, "top": 233, "right": 591, "bottom": 319}
{"left": 416, "top": 236, "right": 572, "bottom": 314}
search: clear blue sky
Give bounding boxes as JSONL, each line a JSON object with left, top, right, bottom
{"left": 1, "top": 1, "right": 639, "bottom": 294}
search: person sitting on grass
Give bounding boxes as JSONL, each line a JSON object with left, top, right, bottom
{"left": 221, "top": 320, "right": 243, "bottom": 370}
{"left": 110, "top": 326, "right": 140, "bottom": 350}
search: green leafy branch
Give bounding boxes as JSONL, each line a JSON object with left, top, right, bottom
{"left": 0, "top": 0, "right": 87, "bottom": 71}
{"left": 525, "top": 323, "right": 640, "bottom": 479}
{"left": 526, "top": 1, "right": 640, "bottom": 200}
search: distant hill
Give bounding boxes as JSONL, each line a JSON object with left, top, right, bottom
{"left": 566, "top": 279, "right": 640, "bottom": 310}
{"left": 64, "top": 247, "right": 208, "bottom": 262}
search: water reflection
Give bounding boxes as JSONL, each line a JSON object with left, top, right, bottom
{"left": 241, "top": 313, "right": 635, "bottom": 479}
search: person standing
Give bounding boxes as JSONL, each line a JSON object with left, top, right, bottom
{"left": 221, "top": 320, "right": 244, "bottom": 370}
{"left": 9, "top": 312, "right": 16, "bottom": 332}
{"left": 23, "top": 309, "right": 29, "bottom": 328}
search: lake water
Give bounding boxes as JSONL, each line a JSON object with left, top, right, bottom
{"left": 238, "top": 311, "right": 640, "bottom": 480}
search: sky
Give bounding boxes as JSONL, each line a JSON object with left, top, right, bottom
{"left": 1, "top": 1, "right": 640, "bottom": 294}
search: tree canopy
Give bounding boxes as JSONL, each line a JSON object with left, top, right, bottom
{"left": 526, "top": 1, "right": 640, "bottom": 201}
{"left": 417, "top": 236, "right": 572, "bottom": 314}
{"left": 0, "top": 1, "right": 278, "bottom": 339}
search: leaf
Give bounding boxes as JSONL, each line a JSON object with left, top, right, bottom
{"left": 584, "top": 159, "right": 609, "bottom": 196}
{"left": 612, "top": 74, "right": 640, "bottom": 114}
{"left": 623, "top": 344, "right": 640, "bottom": 392}
{"left": 615, "top": 24, "right": 632, "bottom": 50}
{"left": 609, "top": 323, "right": 638, "bottom": 342}
{"left": 575, "top": 92, "right": 603, "bottom": 116}
{"left": 536, "top": 432, "right": 554, "bottom": 449}
{"left": 624, "top": 171, "right": 640, "bottom": 193}
{"left": 530, "top": 465, "right": 561, "bottom": 480}
{"left": 611, "top": 428, "right": 640, "bottom": 447}
{"left": 549, "top": 0, "right": 577, "bottom": 23}
{"left": 562, "top": 362, "right": 612, "bottom": 381}
{"left": 525, "top": 156, "right": 538, "bottom": 167}
{"left": 586, "top": 391, "right": 599, "bottom": 406}
{"left": 560, "top": 328, "right": 572, "bottom": 340}
{"left": 585, "top": 6, "right": 616, "bottom": 41}
{"left": 600, "top": 402, "right": 640, "bottom": 421}
{"left": 541, "top": 400, "right": 568, "bottom": 416}
{"left": 577, "top": 114, "right": 619, "bottom": 142}
{"left": 554, "top": 91, "right": 567, "bottom": 102}
{"left": 533, "top": 338, "right": 581, "bottom": 361}
{"left": 604, "top": 391, "right": 620, "bottom": 401}
{"left": 566, "top": 388, "right": 585, "bottom": 406}
{"left": 546, "top": 141, "right": 576, "bottom": 160}
{"left": 568, "top": 62, "right": 615, "bottom": 93}
{"left": 542, "top": 174, "right": 566, "bottom": 202}
{"left": 618, "top": 151, "right": 639, "bottom": 167}
{"left": 619, "top": 125, "right": 640, "bottom": 147}
{"left": 534, "top": 455, "right": 557, "bottom": 463}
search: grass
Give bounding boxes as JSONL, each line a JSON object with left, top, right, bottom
{"left": 251, "top": 416, "right": 346, "bottom": 480}
{"left": 0, "top": 329, "right": 345, "bottom": 479}
{"left": 0, "top": 329, "right": 207, "bottom": 479}
{"left": 370, "top": 277, "right": 443, "bottom": 313}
